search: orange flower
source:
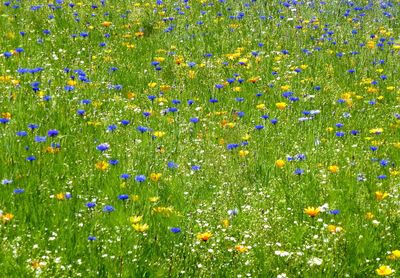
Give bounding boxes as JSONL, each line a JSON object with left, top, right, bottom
{"left": 376, "top": 265, "right": 393, "bottom": 276}
{"left": 327, "top": 165, "right": 339, "bottom": 173}
{"left": 95, "top": 161, "right": 109, "bottom": 171}
{"left": 1, "top": 213, "right": 14, "bottom": 222}
{"left": 375, "top": 191, "right": 389, "bottom": 201}
{"left": 304, "top": 207, "right": 320, "bottom": 218}
{"left": 101, "top": 21, "right": 112, "bottom": 27}
{"left": 275, "top": 159, "right": 285, "bottom": 168}
{"left": 197, "top": 232, "right": 212, "bottom": 242}
{"left": 150, "top": 172, "right": 162, "bottom": 182}
{"left": 235, "top": 245, "right": 249, "bottom": 253}
{"left": 276, "top": 102, "right": 287, "bottom": 110}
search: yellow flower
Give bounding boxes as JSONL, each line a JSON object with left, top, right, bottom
{"left": 256, "top": 103, "right": 266, "bottom": 110}
{"left": 235, "top": 245, "right": 249, "bottom": 253}
{"left": 55, "top": 193, "right": 65, "bottom": 200}
{"left": 376, "top": 265, "right": 393, "bottom": 276}
{"left": 153, "top": 131, "right": 165, "bottom": 138}
{"left": 148, "top": 82, "right": 157, "bottom": 88}
{"left": 327, "top": 225, "right": 343, "bottom": 234}
{"left": 159, "top": 85, "right": 171, "bottom": 92}
{"left": 275, "top": 159, "right": 285, "bottom": 168}
{"left": 95, "top": 161, "right": 109, "bottom": 171}
{"left": 152, "top": 206, "right": 174, "bottom": 216}
{"left": 132, "top": 223, "right": 149, "bottom": 233}
{"left": 369, "top": 128, "right": 383, "bottom": 134}
{"left": 242, "top": 134, "right": 251, "bottom": 141}
{"left": 239, "top": 150, "right": 249, "bottom": 157}
{"left": 150, "top": 172, "right": 162, "bottom": 182}
{"left": 328, "top": 165, "right": 339, "bottom": 173}
{"left": 365, "top": 212, "right": 375, "bottom": 220}
{"left": 387, "top": 250, "right": 400, "bottom": 260}
{"left": 129, "top": 215, "right": 143, "bottom": 224}
{"left": 101, "top": 21, "right": 112, "bottom": 27}
{"left": 280, "top": 85, "right": 291, "bottom": 91}
{"left": 304, "top": 207, "right": 320, "bottom": 218}
{"left": 1, "top": 112, "right": 11, "bottom": 119}
{"left": 222, "top": 219, "right": 229, "bottom": 228}
{"left": 131, "top": 195, "right": 140, "bottom": 201}
{"left": 1, "top": 213, "right": 14, "bottom": 222}
{"left": 197, "top": 232, "right": 212, "bottom": 242}
{"left": 276, "top": 102, "right": 287, "bottom": 110}
{"left": 247, "top": 76, "right": 260, "bottom": 83}
{"left": 366, "top": 40, "right": 376, "bottom": 49}
{"left": 67, "top": 80, "right": 77, "bottom": 86}
{"left": 135, "top": 31, "right": 144, "bottom": 37}
{"left": 149, "top": 196, "right": 160, "bottom": 202}
{"left": 375, "top": 191, "right": 389, "bottom": 201}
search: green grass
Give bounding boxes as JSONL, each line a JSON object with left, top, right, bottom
{"left": 0, "top": 0, "right": 399, "bottom": 277}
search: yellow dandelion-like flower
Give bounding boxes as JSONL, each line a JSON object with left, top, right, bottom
{"left": 197, "top": 232, "right": 212, "bottom": 242}
{"left": 132, "top": 223, "right": 149, "bottom": 233}
{"left": 95, "top": 161, "right": 109, "bottom": 171}
{"left": 376, "top": 265, "right": 393, "bottom": 276}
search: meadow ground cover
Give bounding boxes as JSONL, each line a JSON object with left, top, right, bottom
{"left": 0, "top": 0, "right": 399, "bottom": 277}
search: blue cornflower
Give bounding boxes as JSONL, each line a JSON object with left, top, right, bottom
{"left": 109, "top": 159, "right": 119, "bottom": 165}
{"left": 190, "top": 118, "right": 199, "bottom": 123}
{"left": 96, "top": 143, "right": 110, "bottom": 152}
{"left": 13, "top": 188, "right": 24, "bottom": 194}
{"left": 137, "top": 126, "right": 148, "bottom": 133}
{"left": 228, "top": 208, "right": 238, "bottom": 216}
{"left": 294, "top": 168, "right": 304, "bottom": 175}
{"left": 118, "top": 194, "right": 129, "bottom": 200}
{"left": 1, "top": 179, "right": 12, "bottom": 185}
{"left": 16, "top": 131, "right": 27, "bottom": 137}
{"left": 34, "top": 136, "right": 46, "bottom": 143}
{"left": 380, "top": 159, "right": 388, "bottom": 167}
{"left": 120, "top": 173, "right": 130, "bottom": 179}
{"left": 26, "top": 156, "right": 36, "bottom": 161}
{"left": 86, "top": 202, "right": 96, "bottom": 208}
{"left": 255, "top": 125, "right": 264, "bottom": 130}
{"left": 120, "top": 120, "right": 130, "bottom": 125}
{"left": 191, "top": 165, "right": 201, "bottom": 171}
{"left": 167, "top": 161, "right": 178, "bottom": 169}
{"left": 215, "top": 84, "right": 224, "bottom": 89}
{"left": 170, "top": 227, "right": 181, "bottom": 233}
{"left": 227, "top": 144, "right": 239, "bottom": 150}
{"left": 135, "top": 175, "right": 146, "bottom": 182}
{"left": 107, "top": 125, "right": 117, "bottom": 132}
{"left": 329, "top": 209, "right": 340, "bottom": 215}
{"left": 47, "top": 129, "right": 59, "bottom": 137}
{"left": 88, "top": 236, "right": 97, "bottom": 241}
{"left": 103, "top": 205, "right": 115, "bottom": 212}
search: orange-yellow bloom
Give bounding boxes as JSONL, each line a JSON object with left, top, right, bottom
{"left": 375, "top": 191, "right": 389, "bottom": 201}
{"left": 304, "top": 207, "right": 320, "bottom": 218}
{"left": 197, "top": 232, "right": 212, "bottom": 242}
{"left": 275, "top": 159, "right": 285, "bottom": 168}
{"left": 376, "top": 265, "right": 393, "bottom": 276}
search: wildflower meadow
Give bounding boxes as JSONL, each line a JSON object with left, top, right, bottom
{"left": 0, "top": 0, "right": 399, "bottom": 277}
